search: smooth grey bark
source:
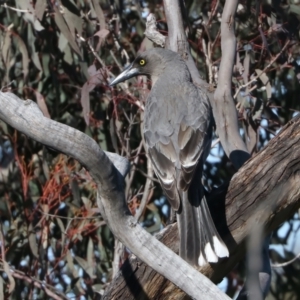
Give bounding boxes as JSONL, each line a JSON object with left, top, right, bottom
{"left": 0, "top": 92, "right": 230, "bottom": 300}
{"left": 212, "top": 0, "right": 251, "bottom": 169}
{"left": 163, "top": 0, "right": 208, "bottom": 88}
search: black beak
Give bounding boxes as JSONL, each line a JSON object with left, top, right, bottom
{"left": 109, "top": 63, "right": 140, "bottom": 86}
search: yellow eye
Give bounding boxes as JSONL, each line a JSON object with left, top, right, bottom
{"left": 139, "top": 59, "right": 146, "bottom": 66}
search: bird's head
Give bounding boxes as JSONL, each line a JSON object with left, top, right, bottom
{"left": 109, "top": 48, "right": 181, "bottom": 86}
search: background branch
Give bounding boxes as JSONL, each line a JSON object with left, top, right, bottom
{"left": 212, "top": 0, "right": 250, "bottom": 169}
{"left": 163, "top": 0, "right": 208, "bottom": 87}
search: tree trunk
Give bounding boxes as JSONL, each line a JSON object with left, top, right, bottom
{"left": 103, "top": 115, "right": 300, "bottom": 299}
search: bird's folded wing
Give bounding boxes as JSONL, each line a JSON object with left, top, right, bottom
{"left": 178, "top": 124, "right": 205, "bottom": 192}
{"left": 145, "top": 123, "right": 206, "bottom": 211}
{"left": 144, "top": 89, "right": 210, "bottom": 211}
{"left": 147, "top": 144, "right": 180, "bottom": 210}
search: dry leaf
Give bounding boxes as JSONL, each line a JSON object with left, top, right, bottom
{"left": 16, "top": 0, "right": 44, "bottom": 31}
{"left": 91, "top": 0, "right": 106, "bottom": 29}
{"left": 13, "top": 34, "right": 29, "bottom": 79}
{"left": 255, "top": 69, "right": 272, "bottom": 99}
{"left": 81, "top": 68, "right": 106, "bottom": 125}
{"left": 54, "top": 5, "right": 82, "bottom": 57}
{"left": 94, "top": 29, "right": 109, "bottom": 50}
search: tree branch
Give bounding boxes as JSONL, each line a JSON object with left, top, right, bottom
{"left": 162, "top": 0, "right": 208, "bottom": 87}
{"left": 212, "top": 0, "right": 250, "bottom": 168}
{"left": 0, "top": 92, "right": 230, "bottom": 300}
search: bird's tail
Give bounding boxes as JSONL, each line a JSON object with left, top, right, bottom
{"left": 177, "top": 186, "right": 229, "bottom": 266}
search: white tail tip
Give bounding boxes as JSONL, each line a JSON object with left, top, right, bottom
{"left": 198, "top": 252, "right": 207, "bottom": 266}
{"left": 204, "top": 242, "right": 218, "bottom": 263}
{"left": 213, "top": 236, "right": 229, "bottom": 258}
{"left": 198, "top": 237, "right": 229, "bottom": 266}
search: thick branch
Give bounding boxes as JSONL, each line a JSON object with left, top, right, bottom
{"left": 103, "top": 114, "right": 300, "bottom": 299}
{"left": 163, "top": 0, "right": 207, "bottom": 87}
{"left": 212, "top": 0, "right": 250, "bottom": 168}
{"left": 0, "top": 92, "right": 229, "bottom": 300}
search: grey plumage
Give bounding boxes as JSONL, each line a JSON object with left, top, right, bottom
{"left": 110, "top": 48, "right": 228, "bottom": 266}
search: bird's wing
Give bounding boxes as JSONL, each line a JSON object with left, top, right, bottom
{"left": 178, "top": 86, "right": 211, "bottom": 193}
{"left": 177, "top": 124, "right": 206, "bottom": 191}
{"left": 144, "top": 93, "right": 181, "bottom": 210}
{"left": 144, "top": 86, "right": 211, "bottom": 211}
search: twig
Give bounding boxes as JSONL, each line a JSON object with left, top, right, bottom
{"left": 0, "top": 224, "right": 15, "bottom": 295}
{"left": 211, "top": 29, "right": 221, "bottom": 53}
{"left": 1, "top": 4, "right": 30, "bottom": 13}
{"left": 206, "top": 0, "right": 220, "bottom": 27}
{"left": 211, "top": 138, "right": 220, "bottom": 148}
{"left": 78, "top": 34, "right": 144, "bottom": 110}
{"left": 124, "top": 110, "right": 138, "bottom": 158}
{"left": 126, "top": 141, "right": 143, "bottom": 197}
{"left": 134, "top": 167, "right": 159, "bottom": 182}
{"left": 110, "top": 26, "right": 131, "bottom": 63}
{"left": 39, "top": 210, "right": 105, "bottom": 221}
{"left": 135, "top": 157, "right": 154, "bottom": 221}
{"left": 202, "top": 38, "right": 213, "bottom": 84}
{"left": 271, "top": 252, "right": 300, "bottom": 268}
{"left": 0, "top": 266, "right": 68, "bottom": 300}
{"left": 112, "top": 239, "right": 125, "bottom": 278}
{"left": 110, "top": 50, "right": 123, "bottom": 70}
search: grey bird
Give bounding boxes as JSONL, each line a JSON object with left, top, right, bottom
{"left": 110, "top": 48, "right": 229, "bottom": 266}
